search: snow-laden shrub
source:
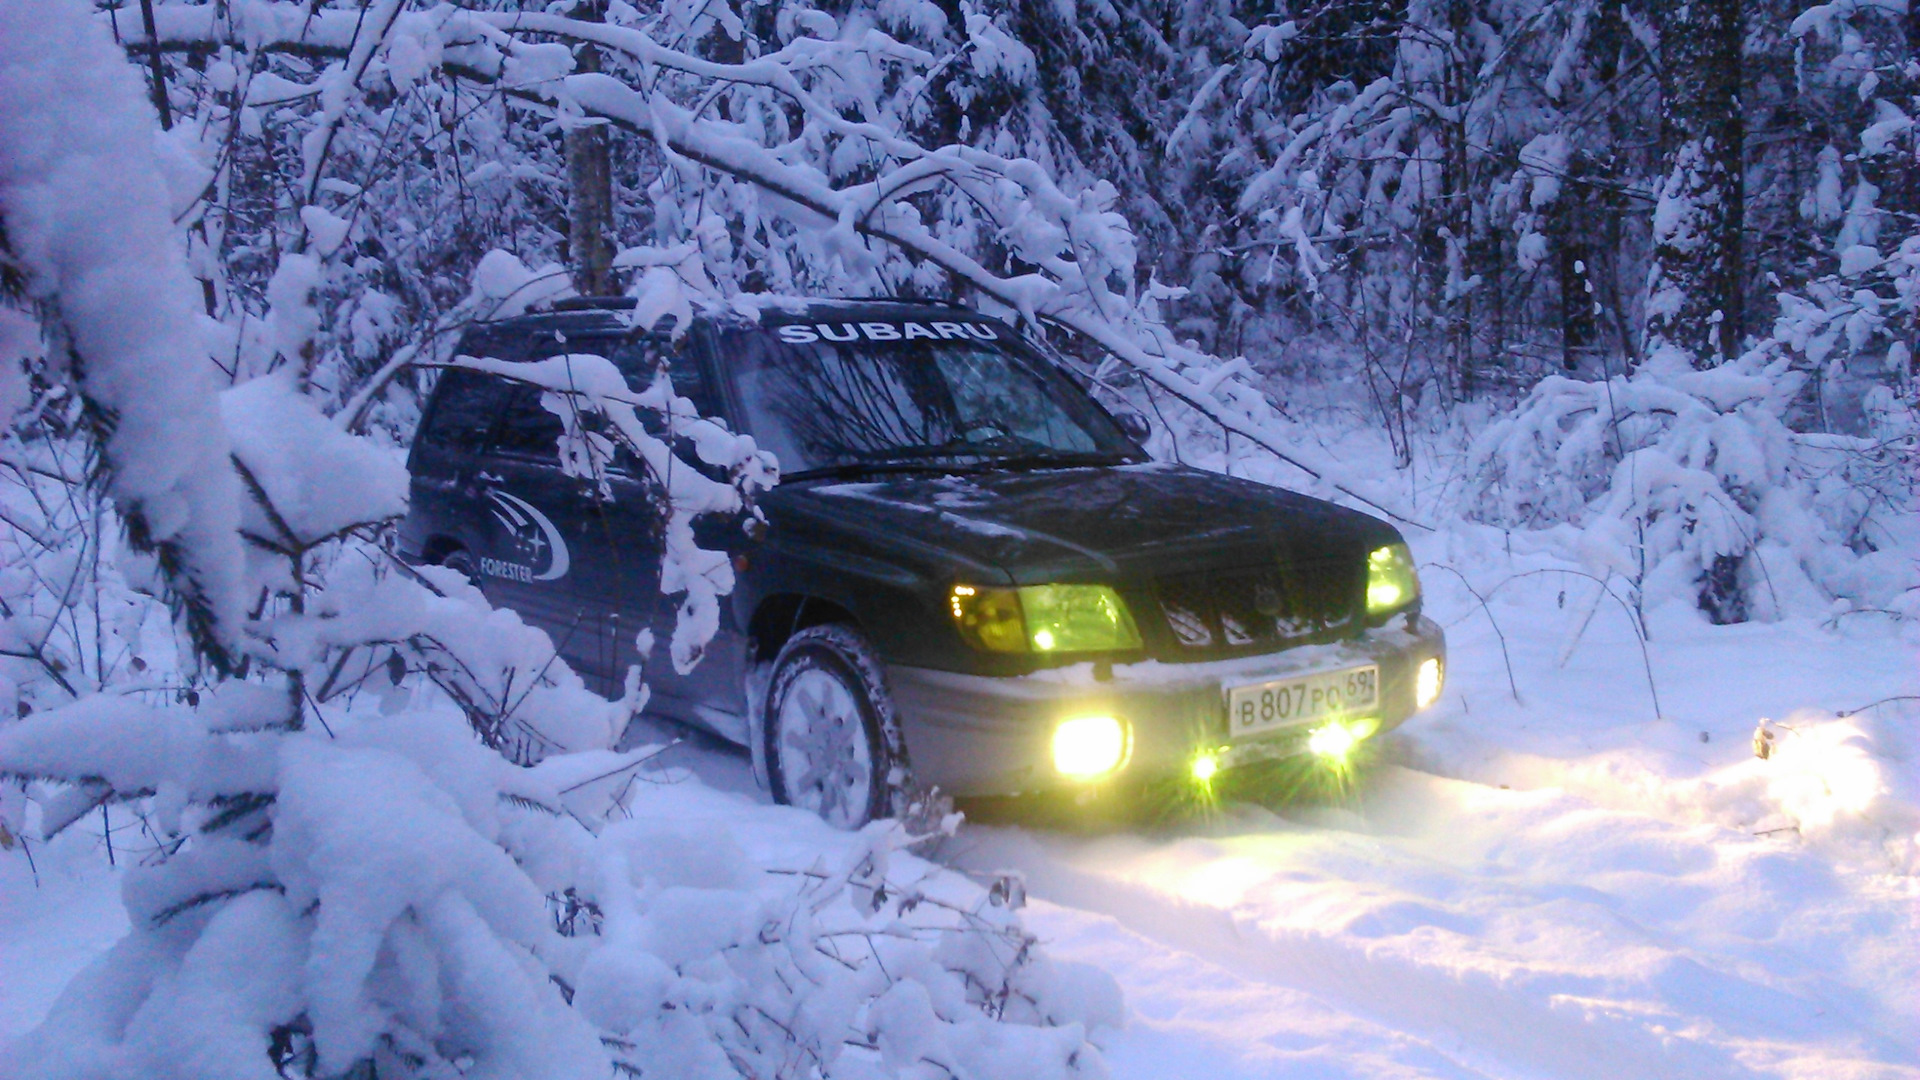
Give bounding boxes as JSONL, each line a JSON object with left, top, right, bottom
{"left": 0, "top": 381, "right": 170, "bottom": 715}
{"left": 0, "top": 352, "right": 1116, "bottom": 1080}
{"left": 0, "top": 693, "right": 1119, "bottom": 1080}
{"left": 2, "top": 5, "right": 1120, "bottom": 1075}
{"left": 576, "top": 811, "right": 1120, "bottom": 1080}
{"left": 0, "top": 374, "right": 625, "bottom": 1076}
{"left": 1464, "top": 345, "right": 1917, "bottom": 623}
{"left": 0, "top": 690, "right": 622, "bottom": 1079}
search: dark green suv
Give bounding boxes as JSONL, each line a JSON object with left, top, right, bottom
{"left": 400, "top": 298, "right": 1445, "bottom": 826}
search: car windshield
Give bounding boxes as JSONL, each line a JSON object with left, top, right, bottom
{"left": 729, "top": 319, "right": 1140, "bottom": 476}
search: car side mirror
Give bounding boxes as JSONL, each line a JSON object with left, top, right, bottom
{"left": 1114, "top": 409, "right": 1151, "bottom": 443}
{"left": 692, "top": 511, "right": 766, "bottom": 557}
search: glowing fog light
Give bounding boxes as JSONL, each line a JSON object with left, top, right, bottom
{"left": 1415, "top": 658, "right": 1443, "bottom": 710}
{"left": 1191, "top": 752, "right": 1220, "bottom": 783}
{"left": 1308, "top": 721, "right": 1360, "bottom": 760}
{"left": 1052, "top": 715, "right": 1127, "bottom": 779}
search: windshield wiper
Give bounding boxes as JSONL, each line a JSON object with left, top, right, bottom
{"left": 972, "top": 450, "right": 1133, "bottom": 471}
{"left": 787, "top": 440, "right": 1023, "bottom": 478}
{"left": 847, "top": 437, "right": 1037, "bottom": 460}
{"left": 785, "top": 460, "right": 971, "bottom": 481}
{"left": 786, "top": 445, "right": 1132, "bottom": 481}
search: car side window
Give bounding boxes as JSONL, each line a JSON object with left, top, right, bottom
{"left": 666, "top": 348, "right": 720, "bottom": 418}
{"left": 613, "top": 338, "right": 721, "bottom": 419}
{"left": 490, "top": 383, "right": 566, "bottom": 463}
{"left": 419, "top": 369, "right": 510, "bottom": 453}
{"left": 515, "top": 337, "right": 637, "bottom": 475}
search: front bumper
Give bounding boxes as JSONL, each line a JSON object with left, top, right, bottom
{"left": 890, "top": 615, "right": 1445, "bottom": 797}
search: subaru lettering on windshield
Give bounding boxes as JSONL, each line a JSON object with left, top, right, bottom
{"left": 775, "top": 321, "right": 1000, "bottom": 344}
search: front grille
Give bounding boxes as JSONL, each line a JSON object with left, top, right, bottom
{"left": 1153, "top": 560, "right": 1360, "bottom": 654}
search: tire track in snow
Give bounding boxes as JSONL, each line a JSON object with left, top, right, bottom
{"left": 944, "top": 766, "right": 1919, "bottom": 1080}
{"left": 1016, "top": 895, "right": 1508, "bottom": 1080}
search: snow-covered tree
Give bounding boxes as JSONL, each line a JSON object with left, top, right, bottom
{"left": 2, "top": 2, "right": 1125, "bottom": 1077}
{"left": 1463, "top": 0, "right": 1917, "bottom": 626}
{"left": 1643, "top": 0, "right": 1747, "bottom": 368}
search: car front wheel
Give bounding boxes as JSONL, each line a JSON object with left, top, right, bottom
{"left": 439, "top": 547, "right": 481, "bottom": 587}
{"left": 764, "top": 624, "right": 901, "bottom": 829}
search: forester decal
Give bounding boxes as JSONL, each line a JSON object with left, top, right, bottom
{"left": 773, "top": 321, "right": 1002, "bottom": 344}
{"left": 478, "top": 556, "right": 535, "bottom": 583}
{"left": 483, "top": 489, "right": 570, "bottom": 582}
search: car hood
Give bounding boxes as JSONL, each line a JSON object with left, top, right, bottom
{"left": 775, "top": 461, "right": 1399, "bottom": 583}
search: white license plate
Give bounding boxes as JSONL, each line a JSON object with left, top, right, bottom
{"left": 1226, "top": 664, "right": 1379, "bottom": 739}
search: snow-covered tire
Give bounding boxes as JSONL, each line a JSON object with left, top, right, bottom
{"left": 763, "top": 624, "right": 906, "bottom": 829}
{"left": 439, "top": 546, "right": 482, "bottom": 588}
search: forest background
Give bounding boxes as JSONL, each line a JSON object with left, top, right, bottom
{"left": 0, "top": 0, "right": 1915, "bottom": 1077}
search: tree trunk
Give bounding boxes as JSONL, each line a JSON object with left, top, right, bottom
{"left": 1556, "top": 227, "right": 1598, "bottom": 372}
{"left": 136, "top": 0, "right": 172, "bottom": 130}
{"left": 1642, "top": 0, "right": 1744, "bottom": 368}
{"left": 566, "top": 3, "right": 615, "bottom": 296}
{"left": 1441, "top": 0, "right": 1477, "bottom": 397}
{"left": 1872, "top": 3, "right": 1920, "bottom": 232}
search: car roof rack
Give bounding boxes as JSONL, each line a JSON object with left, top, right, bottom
{"left": 835, "top": 295, "right": 969, "bottom": 309}
{"left": 542, "top": 294, "right": 968, "bottom": 313}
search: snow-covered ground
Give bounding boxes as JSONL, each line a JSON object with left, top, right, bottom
{"left": 13, "top": 527, "right": 1913, "bottom": 1079}
{"left": 0, "top": 828, "right": 126, "bottom": 1044}
{"left": 953, "top": 560, "right": 1920, "bottom": 1080}
{"left": 6, "top": 383, "right": 1917, "bottom": 1080}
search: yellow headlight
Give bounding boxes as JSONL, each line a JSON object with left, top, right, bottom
{"left": 1366, "top": 544, "right": 1421, "bottom": 616}
{"left": 1020, "top": 583, "right": 1141, "bottom": 652}
{"left": 1052, "top": 715, "right": 1128, "bottom": 778}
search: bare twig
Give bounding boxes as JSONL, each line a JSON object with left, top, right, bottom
{"left": 1421, "top": 562, "right": 1520, "bottom": 704}
{"left": 1836, "top": 695, "right": 1920, "bottom": 718}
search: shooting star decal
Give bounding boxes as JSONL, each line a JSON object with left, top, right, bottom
{"left": 484, "top": 489, "right": 571, "bottom": 581}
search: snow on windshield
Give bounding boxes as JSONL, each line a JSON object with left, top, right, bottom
{"left": 729, "top": 320, "right": 1135, "bottom": 474}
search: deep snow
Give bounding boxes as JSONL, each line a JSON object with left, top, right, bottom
{"left": 10, "top": 523, "right": 1914, "bottom": 1078}
{"left": 941, "top": 521, "right": 1920, "bottom": 1080}
{"left": 4, "top": 381, "right": 1917, "bottom": 1079}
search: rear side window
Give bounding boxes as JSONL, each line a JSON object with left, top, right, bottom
{"left": 423, "top": 329, "right": 718, "bottom": 468}
{"left": 419, "top": 369, "right": 509, "bottom": 453}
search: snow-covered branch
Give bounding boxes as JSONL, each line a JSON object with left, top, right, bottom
{"left": 106, "top": 0, "right": 1421, "bottom": 521}
{"left": 0, "top": 0, "right": 246, "bottom": 665}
